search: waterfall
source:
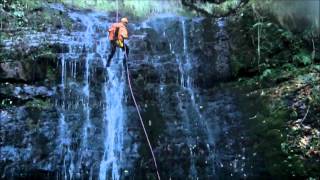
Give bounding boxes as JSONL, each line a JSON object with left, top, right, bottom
{"left": 177, "top": 18, "right": 200, "bottom": 179}
{"left": 99, "top": 59, "right": 125, "bottom": 180}
{"left": 1, "top": 3, "right": 253, "bottom": 179}
{"left": 55, "top": 10, "right": 127, "bottom": 179}
{"left": 177, "top": 18, "right": 218, "bottom": 178}
{"left": 81, "top": 37, "right": 93, "bottom": 153}
{"left": 215, "top": 18, "right": 230, "bottom": 78}
{"left": 69, "top": 13, "right": 96, "bottom": 178}
{"left": 57, "top": 54, "right": 75, "bottom": 179}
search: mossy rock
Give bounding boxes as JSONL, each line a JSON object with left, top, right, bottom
{"left": 25, "top": 98, "right": 52, "bottom": 110}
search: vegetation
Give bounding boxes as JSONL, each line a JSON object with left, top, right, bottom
{"left": 61, "top": 0, "right": 189, "bottom": 19}
{"left": 182, "top": 0, "right": 319, "bottom": 178}
{"left": 0, "top": 0, "right": 73, "bottom": 39}
{"left": 25, "top": 98, "right": 52, "bottom": 109}
{"left": 205, "top": 0, "right": 320, "bottom": 178}
{"left": 0, "top": 0, "right": 319, "bottom": 178}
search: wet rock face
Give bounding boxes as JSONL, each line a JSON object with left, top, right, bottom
{"left": 191, "top": 18, "right": 231, "bottom": 88}
{"left": 0, "top": 47, "right": 58, "bottom": 83}
{"left": 0, "top": 83, "right": 55, "bottom": 108}
{"left": 0, "top": 106, "right": 58, "bottom": 176}
{"left": 0, "top": 4, "right": 243, "bottom": 179}
{"left": 0, "top": 61, "right": 27, "bottom": 82}
{"left": 127, "top": 17, "right": 247, "bottom": 179}
{"left": 0, "top": 61, "right": 47, "bottom": 82}
{"left": 129, "top": 17, "right": 231, "bottom": 89}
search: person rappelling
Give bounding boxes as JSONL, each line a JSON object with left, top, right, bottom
{"left": 106, "top": 16, "right": 161, "bottom": 180}
{"left": 106, "top": 17, "right": 129, "bottom": 67}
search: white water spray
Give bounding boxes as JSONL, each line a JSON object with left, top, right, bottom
{"left": 99, "top": 57, "right": 125, "bottom": 180}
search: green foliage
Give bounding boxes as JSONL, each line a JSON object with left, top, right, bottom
{"left": 314, "top": 65, "right": 320, "bottom": 72}
{"left": 282, "top": 63, "right": 296, "bottom": 71}
{"left": 0, "top": 0, "right": 43, "bottom": 27}
{"left": 228, "top": 1, "right": 319, "bottom": 178}
{"left": 61, "top": 0, "right": 188, "bottom": 18}
{"left": 25, "top": 98, "right": 51, "bottom": 109}
{"left": 253, "top": 0, "right": 320, "bottom": 34}
{"left": 0, "top": 98, "right": 14, "bottom": 108}
{"left": 228, "top": 0, "right": 318, "bottom": 84}
{"left": 293, "top": 50, "right": 312, "bottom": 66}
{"left": 252, "top": 22, "right": 263, "bottom": 28}
{"left": 260, "top": 68, "right": 272, "bottom": 80}
{"left": 310, "top": 85, "right": 320, "bottom": 106}
{"left": 0, "top": 0, "right": 74, "bottom": 38}
{"left": 230, "top": 55, "right": 245, "bottom": 76}
{"left": 46, "top": 66, "right": 56, "bottom": 81}
{"left": 242, "top": 96, "right": 290, "bottom": 176}
{"left": 194, "top": 0, "right": 241, "bottom": 16}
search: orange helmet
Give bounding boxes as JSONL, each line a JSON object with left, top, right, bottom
{"left": 121, "top": 17, "right": 128, "bottom": 24}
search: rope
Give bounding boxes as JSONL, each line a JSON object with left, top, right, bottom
{"left": 124, "top": 46, "right": 161, "bottom": 180}
{"left": 114, "top": 2, "right": 160, "bottom": 178}
{"left": 116, "top": 0, "right": 119, "bottom": 22}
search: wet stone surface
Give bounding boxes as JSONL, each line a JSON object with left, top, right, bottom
{"left": 0, "top": 3, "right": 253, "bottom": 180}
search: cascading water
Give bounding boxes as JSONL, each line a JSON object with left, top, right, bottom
{"left": 148, "top": 17, "right": 218, "bottom": 178}
{"left": 55, "top": 9, "right": 128, "bottom": 179}
{"left": 175, "top": 21, "right": 198, "bottom": 178}
{"left": 57, "top": 54, "right": 75, "bottom": 180}
{"left": 176, "top": 18, "right": 218, "bottom": 178}
{"left": 99, "top": 61, "right": 125, "bottom": 180}
{"left": 99, "top": 0, "right": 126, "bottom": 176}
{"left": 0, "top": 3, "right": 251, "bottom": 179}
{"left": 57, "top": 12, "right": 99, "bottom": 179}
{"left": 183, "top": 18, "right": 217, "bottom": 174}
{"left": 215, "top": 18, "right": 231, "bottom": 78}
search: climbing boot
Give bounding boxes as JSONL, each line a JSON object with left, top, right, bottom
{"left": 106, "top": 58, "right": 111, "bottom": 67}
{"left": 123, "top": 56, "right": 127, "bottom": 67}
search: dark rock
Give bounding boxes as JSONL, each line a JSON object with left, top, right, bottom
{"left": 0, "top": 5, "right": 251, "bottom": 179}
{"left": 48, "top": 43, "right": 69, "bottom": 53}
{"left": 0, "top": 48, "right": 58, "bottom": 83}
{"left": 0, "top": 61, "right": 27, "bottom": 82}
{"left": 0, "top": 83, "right": 54, "bottom": 101}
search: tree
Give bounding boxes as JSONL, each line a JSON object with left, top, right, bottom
{"left": 181, "top": 0, "right": 250, "bottom": 17}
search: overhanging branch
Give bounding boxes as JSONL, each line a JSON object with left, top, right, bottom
{"left": 181, "top": 0, "right": 250, "bottom": 18}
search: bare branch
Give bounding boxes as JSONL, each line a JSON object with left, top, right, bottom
{"left": 301, "top": 106, "right": 310, "bottom": 124}
{"left": 181, "top": 0, "right": 250, "bottom": 18}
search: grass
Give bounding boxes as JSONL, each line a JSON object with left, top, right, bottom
{"left": 61, "top": 0, "right": 189, "bottom": 19}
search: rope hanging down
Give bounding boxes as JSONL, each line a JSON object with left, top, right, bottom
{"left": 114, "top": 2, "right": 160, "bottom": 178}
{"left": 124, "top": 46, "right": 161, "bottom": 180}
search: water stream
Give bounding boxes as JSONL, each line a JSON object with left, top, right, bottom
{"left": 57, "top": 50, "right": 75, "bottom": 180}
{"left": 99, "top": 60, "right": 126, "bottom": 180}
{"left": 0, "top": 3, "right": 250, "bottom": 179}
{"left": 56, "top": 10, "right": 128, "bottom": 179}
{"left": 179, "top": 18, "right": 217, "bottom": 179}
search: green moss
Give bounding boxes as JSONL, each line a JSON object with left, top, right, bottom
{"left": 232, "top": 64, "right": 320, "bottom": 177}
{"left": 242, "top": 96, "right": 291, "bottom": 177}
{"left": 1, "top": 0, "right": 74, "bottom": 34}
{"left": 230, "top": 55, "right": 245, "bottom": 76}
{"left": 25, "top": 98, "right": 51, "bottom": 109}
{"left": 46, "top": 66, "right": 55, "bottom": 81}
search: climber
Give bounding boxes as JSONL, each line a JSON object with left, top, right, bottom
{"left": 106, "top": 17, "right": 129, "bottom": 67}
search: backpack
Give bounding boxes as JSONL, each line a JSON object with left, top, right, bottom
{"left": 108, "top": 23, "right": 120, "bottom": 41}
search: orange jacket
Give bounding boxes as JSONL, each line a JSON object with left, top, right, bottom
{"left": 108, "top": 22, "right": 128, "bottom": 42}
